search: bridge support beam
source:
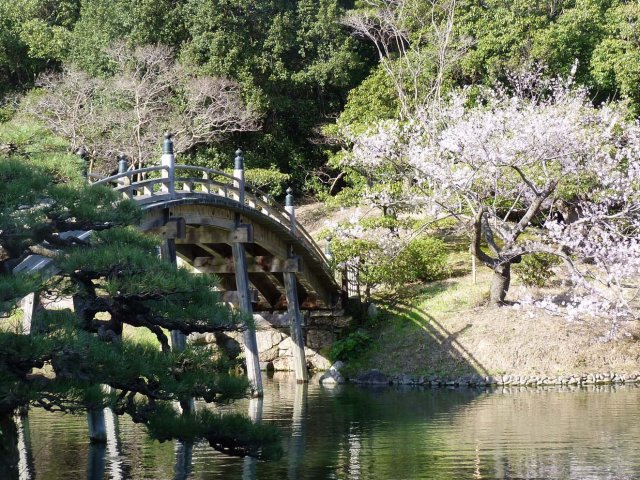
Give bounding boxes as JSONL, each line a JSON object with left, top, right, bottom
{"left": 231, "top": 241, "right": 263, "bottom": 396}
{"left": 20, "top": 292, "right": 39, "bottom": 335}
{"left": 284, "top": 269, "right": 308, "bottom": 383}
{"left": 87, "top": 406, "right": 107, "bottom": 443}
{"left": 160, "top": 237, "right": 195, "bottom": 414}
{"left": 160, "top": 238, "right": 189, "bottom": 353}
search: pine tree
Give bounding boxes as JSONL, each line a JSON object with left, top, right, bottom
{"left": 0, "top": 122, "right": 280, "bottom": 474}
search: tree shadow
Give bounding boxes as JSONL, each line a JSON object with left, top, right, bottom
{"left": 380, "top": 294, "right": 489, "bottom": 379}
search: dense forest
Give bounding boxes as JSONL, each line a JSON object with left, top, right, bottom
{"left": 3, "top": 1, "right": 640, "bottom": 190}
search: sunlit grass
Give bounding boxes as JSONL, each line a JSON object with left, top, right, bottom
{"left": 123, "top": 324, "right": 165, "bottom": 348}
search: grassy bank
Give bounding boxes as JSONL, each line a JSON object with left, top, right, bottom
{"left": 341, "top": 267, "right": 640, "bottom": 379}
{"left": 297, "top": 203, "right": 640, "bottom": 380}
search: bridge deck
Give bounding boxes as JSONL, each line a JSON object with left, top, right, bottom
{"left": 90, "top": 164, "right": 340, "bottom": 310}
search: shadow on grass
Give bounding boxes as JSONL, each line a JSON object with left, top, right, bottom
{"left": 378, "top": 288, "right": 489, "bottom": 379}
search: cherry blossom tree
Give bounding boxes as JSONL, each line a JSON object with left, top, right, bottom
{"left": 346, "top": 77, "right": 640, "bottom": 319}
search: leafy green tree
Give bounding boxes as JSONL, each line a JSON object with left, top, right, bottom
{"left": 66, "top": 0, "right": 185, "bottom": 74}
{"left": 57, "top": 0, "right": 371, "bottom": 189}
{"left": 0, "top": 0, "right": 79, "bottom": 99}
{"left": 178, "top": 0, "right": 371, "bottom": 185}
{"left": 591, "top": 3, "right": 640, "bottom": 109}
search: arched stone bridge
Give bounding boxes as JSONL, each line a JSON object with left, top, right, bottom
{"left": 89, "top": 136, "right": 341, "bottom": 393}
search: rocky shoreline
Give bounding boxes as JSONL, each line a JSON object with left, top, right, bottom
{"left": 320, "top": 365, "right": 640, "bottom": 388}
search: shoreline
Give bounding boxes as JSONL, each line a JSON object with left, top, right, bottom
{"left": 342, "top": 370, "right": 640, "bottom": 388}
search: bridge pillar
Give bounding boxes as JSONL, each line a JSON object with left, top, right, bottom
{"left": 20, "top": 292, "right": 39, "bottom": 335}
{"left": 284, "top": 268, "right": 308, "bottom": 383}
{"left": 283, "top": 189, "right": 307, "bottom": 381}
{"left": 87, "top": 405, "right": 107, "bottom": 443}
{"left": 159, "top": 238, "right": 189, "bottom": 350}
{"left": 159, "top": 236, "right": 195, "bottom": 413}
{"left": 231, "top": 240, "right": 263, "bottom": 396}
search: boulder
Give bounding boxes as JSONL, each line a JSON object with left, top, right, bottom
{"left": 320, "top": 367, "right": 345, "bottom": 385}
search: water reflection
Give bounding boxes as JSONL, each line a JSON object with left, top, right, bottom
{"left": 87, "top": 443, "right": 105, "bottom": 480}
{"left": 242, "top": 397, "right": 263, "bottom": 480}
{"left": 104, "top": 407, "right": 124, "bottom": 480}
{"left": 287, "top": 382, "right": 306, "bottom": 480}
{"left": 174, "top": 441, "right": 193, "bottom": 480}
{"left": 16, "top": 414, "right": 34, "bottom": 480}
{"left": 5, "top": 378, "right": 640, "bottom": 479}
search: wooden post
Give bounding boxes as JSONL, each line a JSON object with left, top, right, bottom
{"left": 160, "top": 237, "right": 189, "bottom": 352}
{"left": 159, "top": 235, "right": 195, "bottom": 413}
{"left": 233, "top": 149, "right": 245, "bottom": 205}
{"left": 72, "top": 292, "right": 110, "bottom": 444}
{"left": 282, "top": 188, "right": 307, "bottom": 381}
{"left": 231, "top": 240, "right": 263, "bottom": 396}
{"left": 285, "top": 187, "right": 297, "bottom": 235}
{"left": 161, "top": 133, "right": 175, "bottom": 198}
{"left": 20, "top": 292, "right": 39, "bottom": 335}
{"left": 283, "top": 269, "right": 308, "bottom": 383}
{"left": 87, "top": 408, "right": 107, "bottom": 443}
{"left": 117, "top": 153, "right": 128, "bottom": 174}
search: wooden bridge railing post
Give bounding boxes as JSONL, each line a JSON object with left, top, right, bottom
{"left": 285, "top": 187, "right": 297, "bottom": 236}
{"left": 117, "top": 154, "right": 128, "bottom": 175}
{"left": 161, "top": 133, "right": 175, "bottom": 198}
{"left": 233, "top": 149, "right": 245, "bottom": 205}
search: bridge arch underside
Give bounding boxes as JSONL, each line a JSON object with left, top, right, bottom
{"left": 139, "top": 197, "right": 339, "bottom": 311}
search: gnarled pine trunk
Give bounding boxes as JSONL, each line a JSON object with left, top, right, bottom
{"left": 489, "top": 263, "right": 511, "bottom": 306}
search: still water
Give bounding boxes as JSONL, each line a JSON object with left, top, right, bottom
{"left": 16, "top": 373, "right": 640, "bottom": 479}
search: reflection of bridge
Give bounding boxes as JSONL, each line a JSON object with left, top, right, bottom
{"left": 90, "top": 135, "right": 340, "bottom": 393}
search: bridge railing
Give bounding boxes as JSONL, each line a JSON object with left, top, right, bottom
{"left": 88, "top": 161, "right": 327, "bottom": 265}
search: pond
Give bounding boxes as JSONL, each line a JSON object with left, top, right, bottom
{"left": 12, "top": 373, "right": 640, "bottom": 479}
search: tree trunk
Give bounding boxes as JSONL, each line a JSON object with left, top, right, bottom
{"left": 489, "top": 263, "right": 511, "bottom": 306}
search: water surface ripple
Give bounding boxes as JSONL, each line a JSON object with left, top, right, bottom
{"left": 21, "top": 375, "right": 640, "bottom": 479}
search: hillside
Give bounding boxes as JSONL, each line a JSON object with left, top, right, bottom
{"left": 299, "top": 202, "right": 640, "bottom": 381}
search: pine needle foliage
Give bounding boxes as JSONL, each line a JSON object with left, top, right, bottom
{"left": 0, "top": 122, "right": 281, "bottom": 460}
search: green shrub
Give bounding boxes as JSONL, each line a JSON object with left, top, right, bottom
{"left": 359, "top": 216, "right": 411, "bottom": 230}
{"left": 329, "top": 232, "right": 449, "bottom": 303}
{"left": 329, "top": 331, "right": 372, "bottom": 362}
{"left": 397, "top": 237, "right": 449, "bottom": 283}
{"left": 325, "top": 186, "right": 365, "bottom": 208}
{"left": 243, "top": 168, "right": 290, "bottom": 198}
{"left": 514, "top": 253, "right": 561, "bottom": 287}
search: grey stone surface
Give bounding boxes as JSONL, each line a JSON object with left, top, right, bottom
{"left": 319, "top": 365, "right": 345, "bottom": 385}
